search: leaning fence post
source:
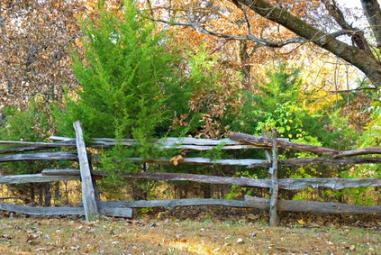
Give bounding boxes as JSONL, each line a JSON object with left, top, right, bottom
{"left": 73, "top": 121, "right": 99, "bottom": 221}
{"left": 269, "top": 129, "right": 280, "bottom": 226}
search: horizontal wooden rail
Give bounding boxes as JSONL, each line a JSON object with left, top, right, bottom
{"left": 229, "top": 132, "right": 381, "bottom": 157}
{"left": 278, "top": 157, "right": 381, "bottom": 166}
{"left": 0, "top": 143, "right": 258, "bottom": 153}
{"left": 2, "top": 197, "right": 379, "bottom": 217}
{"left": 0, "top": 153, "right": 265, "bottom": 166}
{"left": 0, "top": 138, "right": 261, "bottom": 154}
{"left": 127, "top": 157, "right": 268, "bottom": 167}
{"left": 0, "top": 173, "right": 79, "bottom": 184}
{"left": 1, "top": 152, "right": 381, "bottom": 168}
{"left": 230, "top": 132, "right": 338, "bottom": 155}
{"left": 102, "top": 198, "right": 263, "bottom": 209}
{"left": 124, "top": 156, "right": 381, "bottom": 167}
{"left": 244, "top": 196, "right": 381, "bottom": 215}
{"left": 0, "top": 203, "right": 132, "bottom": 218}
{"left": 2, "top": 135, "right": 380, "bottom": 158}
{"left": 49, "top": 136, "right": 262, "bottom": 150}
{"left": 41, "top": 169, "right": 381, "bottom": 190}
{"left": 0, "top": 152, "right": 77, "bottom": 162}
{"left": 101, "top": 197, "right": 381, "bottom": 215}
{"left": 0, "top": 142, "right": 74, "bottom": 154}
{"left": 333, "top": 147, "right": 381, "bottom": 158}
{"left": 50, "top": 136, "right": 253, "bottom": 146}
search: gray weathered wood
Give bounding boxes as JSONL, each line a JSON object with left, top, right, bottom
{"left": 230, "top": 132, "right": 381, "bottom": 158}
{"left": 0, "top": 153, "right": 266, "bottom": 166}
{"left": 73, "top": 121, "right": 99, "bottom": 221}
{"left": 0, "top": 203, "right": 132, "bottom": 218}
{"left": 0, "top": 145, "right": 64, "bottom": 154}
{"left": 0, "top": 140, "right": 73, "bottom": 146}
{"left": 160, "top": 144, "right": 257, "bottom": 150}
{"left": 245, "top": 196, "right": 381, "bottom": 215}
{"left": 1, "top": 152, "right": 380, "bottom": 166}
{"left": 0, "top": 140, "right": 75, "bottom": 154}
{"left": 2, "top": 134, "right": 380, "bottom": 155}
{"left": 100, "top": 197, "right": 381, "bottom": 215}
{"left": 269, "top": 130, "right": 279, "bottom": 226}
{"left": 1, "top": 196, "right": 378, "bottom": 217}
{"left": 0, "top": 152, "right": 77, "bottom": 163}
{"left": 230, "top": 132, "right": 338, "bottom": 155}
{"left": 0, "top": 173, "right": 79, "bottom": 184}
{"left": 51, "top": 136, "right": 244, "bottom": 145}
{"left": 333, "top": 147, "right": 381, "bottom": 158}
{"left": 264, "top": 150, "right": 272, "bottom": 169}
{"left": 0, "top": 143, "right": 257, "bottom": 153}
{"left": 126, "top": 157, "right": 268, "bottom": 167}
{"left": 277, "top": 178, "right": 381, "bottom": 190}
{"left": 99, "top": 207, "right": 133, "bottom": 218}
{"left": 41, "top": 169, "right": 381, "bottom": 190}
{"left": 0, "top": 203, "right": 84, "bottom": 216}
{"left": 42, "top": 169, "right": 272, "bottom": 187}
{"left": 121, "top": 156, "right": 381, "bottom": 168}
{"left": 279, "top": 157, "right": 381, "bottom": 166}
{"left": 49, "top": 136, "right": 261, "bottom": 150}
{"left": 100, "top": 198, "right": 268, "bottom": 210}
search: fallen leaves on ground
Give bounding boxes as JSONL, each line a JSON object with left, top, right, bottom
{"left": 0, "top": 217, "right": 379, "bottom": 254}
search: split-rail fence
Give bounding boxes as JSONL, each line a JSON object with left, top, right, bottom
{"left": 0, "top": 121, "right": 380, "bottom": 225}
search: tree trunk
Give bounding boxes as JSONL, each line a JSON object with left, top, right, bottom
{"left": 238, "top": 41, "right": 251, "bottom": 89}
{"left": 44, "top": 183, "right": 51, "bottom": 206}
{"left": 361, "top": 0, "right": 381, "bottom": 49}
{"left": 38, "top": 185, "right": 44, "bottom": 206}
{"left": 236, "top": 0, "right": 381, "bottom": 86}
{"left": 54, "top": 182, "right": 60, "bottom": 206}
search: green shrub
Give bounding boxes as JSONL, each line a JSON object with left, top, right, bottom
{"left": 231, "top": 64, "right": 319, "bottom": 142}
{"left": 0, "top": 97, "right": 52, "bottom": 175}
{"left": 0, "top": 97, "right": 64, "bottom": 205}
{"left": 55, "top": 1, "right": 193, "bottom": 140}
{"left": 54, "top": 1, "right": 196, "bottom": 180}
{"left": 0, "top": 97, "right": 51, "bottom": 143}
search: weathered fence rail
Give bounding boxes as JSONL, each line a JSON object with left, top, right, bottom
{"left": 40, "top": 169, "right": 381, "bottom": 190}
{"left": 0, "top": 122, "right": 380, "bottom": 224}
{"left": 1, "top": 169, "right": 381, "bottom": 190}
{"left": 2, "top": 153, "right": 381, "bottom": 167}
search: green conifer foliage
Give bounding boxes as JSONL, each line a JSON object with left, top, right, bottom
{"left": 55, "top": 1, "right": 195, "bottom": 180}
{"left": 57, "top": 3, "right": 191, "bottom": 143}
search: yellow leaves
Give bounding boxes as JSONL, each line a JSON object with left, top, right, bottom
{"left": 297, "top": 218, "right": 305, "bottom": 225}
{"left": 170, "top": 154, "right": 184, "bottom": 166}
{"left": 74, "top": 37, "right": 83, "bottom": 48}
{"left": 84, "top": 0, "right": 124, "bottom": 20}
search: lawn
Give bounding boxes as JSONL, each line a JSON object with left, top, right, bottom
{"left": 0, "top": 216, "right": 379, "bottom": 254}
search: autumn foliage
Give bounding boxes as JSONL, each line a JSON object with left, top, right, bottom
{"left": 0, "top": 0, "right": 380, "bottom": 205}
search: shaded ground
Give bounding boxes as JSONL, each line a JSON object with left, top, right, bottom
{"left": 0, "top": 215, "right": 379, "bottom": 255}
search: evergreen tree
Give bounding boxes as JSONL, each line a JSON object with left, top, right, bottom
{"left": 54, "top": 0, "right": 197, "bottom": 183}
{"left": 55, "top": 0, "right": 192, "bottom": 155}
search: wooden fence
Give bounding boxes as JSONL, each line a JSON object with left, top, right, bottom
{"left": 0, "top": 121, "right": 381, "bottom": 225}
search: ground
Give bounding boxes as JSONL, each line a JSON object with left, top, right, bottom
{"left": 0, "top": 214, "right": 380, "bottom": 255}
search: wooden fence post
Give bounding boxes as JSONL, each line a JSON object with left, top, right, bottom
{"left": 269, "top": 129, "right": 280, "bottom": 226}
{"left": 73, "top": 121, "right": 99, "bottom": 221}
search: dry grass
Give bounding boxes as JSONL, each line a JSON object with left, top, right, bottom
{"left": 0, "top": 216, "right": 379, "bottom": 255}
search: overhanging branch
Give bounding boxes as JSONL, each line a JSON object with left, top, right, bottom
{"left": 235, "top": 0, "right": 381, "bottom": 86}
{"left": 150, "top": 14, "right": 356, "bottom": 49}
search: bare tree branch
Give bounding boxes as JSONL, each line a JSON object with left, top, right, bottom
{"left": 321, "top": 0, "right": 372, "bottom": 54}
{"left": 151, "top": 15, "right": 355, "bottom": 48}
{"left": 235, "top": 0, "right": 381, "bottom": 86}
{"left": 361, "top": 0, "right": 381, "bottom": 49}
